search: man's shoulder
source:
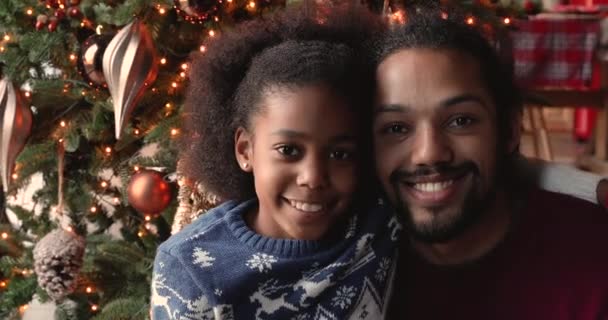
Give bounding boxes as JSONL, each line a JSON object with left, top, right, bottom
{"left": 528, "top": 188, "right": 605, "bottom": 217}
{"left": 522, "top": 189, "right": 608, "bottom": 261}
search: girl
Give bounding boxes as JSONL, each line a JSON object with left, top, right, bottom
{"left": 152, "top": 5, "right": 397, "bottom": 319}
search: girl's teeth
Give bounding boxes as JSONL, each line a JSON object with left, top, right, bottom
{"left": 289, "top": 200, "right": 323, "bottom": 212}
{"left": 413, "top": 180, "right": 453, "bottom": 192}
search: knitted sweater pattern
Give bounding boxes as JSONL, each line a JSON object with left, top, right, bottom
{"left": 151, "top": 199, "right": 402, "bottom": 319}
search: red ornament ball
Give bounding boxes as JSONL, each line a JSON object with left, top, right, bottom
{"left": 174, "top": 0, "right": 219, "bottom": 22}
{"left": 77, "top": 34, "right": 113, "bottom": 86}
{"left": 68, "top": 6, "right": 82, "bottom": 19}
{"left": 47, "top": 19, "right": 58, "bottom": 32}
{"left": 127, "top": 170, "right": 173, "bottom": 216}
{"left": 54, "top": 8, "right": 65, "bottom": 20}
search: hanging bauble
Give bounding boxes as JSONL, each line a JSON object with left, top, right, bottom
{"left": 0, "top": 78, "right": 32, "bottom": 192}
{"left": 77, "top": 34, "right": 113, "bottom": 87}
{"left": 67, "top": 6, "right": 82, "bottom": 19}
{"left": 102, "top": 20, "right": 158, "bottom": 140}
{"left": 35, "top": 14, "right": 48, "bottom": 30}
{"left": 54, "top": 8, "right": 66, "bottom": 20}
{"left": 174, "top": 0, "right": 219, "bottom": 22}
{"left": 127, "top": 169, "right": 172, "bottom": 216}
{"left": 48, "top": 17, "right": 58, "bottom": 32}
{"left": 33, "top": 229, "right": 85, "bottom": 302}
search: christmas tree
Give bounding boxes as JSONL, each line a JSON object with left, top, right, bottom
{"left": 0, "top": 0, "right": 525, "bottom": 319}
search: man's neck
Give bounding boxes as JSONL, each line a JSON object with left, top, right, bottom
{"left": 411, "top": 192, "right": 512, "bottom": 266}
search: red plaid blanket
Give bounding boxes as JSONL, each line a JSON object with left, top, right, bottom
{"left": 511, "top": 17, "right": 600, "bottom": 89}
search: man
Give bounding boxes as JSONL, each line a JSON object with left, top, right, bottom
{"left": 373, "top": 13, "right": 608, "bottom": 318}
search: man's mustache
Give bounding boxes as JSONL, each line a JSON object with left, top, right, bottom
{"left": 389, "top": 162, "right": 478, "bottom": 184}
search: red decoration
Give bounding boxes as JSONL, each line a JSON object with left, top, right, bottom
{"left": 174, "top": 0, "right": 219, "bottom": 22}
{"left": 77, "top": 34, "right": 113, "bottom": 87}
{"left": 54, "top": 8, "right": 65, "bottom": 20}
{"left": 47, "top": 19, "right": 58, "bottom": 32}
{"left": 68, "top": 7, "right": 82, "bottom": 19}
{"left": 127, "top": 170, "right": 173, "bottom": 216}
{"left": 35, "top": 20, "right": 46, "bottom": 30}
{"left": 35, "top": 15, "right": 48, "bottom": 30}
{"left": 69, "top": 0, "right": 81, "bottom": 5}
{"left": 573, "top": 108, "right": 597, "bottom": 142}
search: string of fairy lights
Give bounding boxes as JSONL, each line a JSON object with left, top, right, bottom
{"left": 0, "top": 0, "right": 516, "bottom": 314}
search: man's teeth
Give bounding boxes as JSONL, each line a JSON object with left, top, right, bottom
{"left": 289, "top": 200, "right": 323, "bottom": 213}
{"left": 413, "top": 180, "right": 454, "bottom": 192}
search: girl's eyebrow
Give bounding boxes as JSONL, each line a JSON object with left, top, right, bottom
{"left": 271, "top": 129, "right": 307, "bottom": 138}
{"left": 271, "top": 130, "right": 356, "bottom": 143}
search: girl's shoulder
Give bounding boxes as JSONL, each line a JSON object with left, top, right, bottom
{"left": 157, "top": 200, "right": 251, "bottom": 255}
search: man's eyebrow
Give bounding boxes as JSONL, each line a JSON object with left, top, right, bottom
{"left": 375, "top": 94, "right": 489, "bottom": 116}
{"left": 374, "top": 104, "right": 410, "bottom": 115}
{"left": 440, "top": 94, "right": 489, "bottom": 111}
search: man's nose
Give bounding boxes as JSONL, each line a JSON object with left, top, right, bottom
{"left": 410, "top": 125, "right": 454, "bottom": 166}
{"left": 296, "top": 154, "right": 329, "bottom": 190}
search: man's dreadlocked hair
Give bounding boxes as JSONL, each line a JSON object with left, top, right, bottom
{"left": 180, "top": 3, "right": 383, "bottom": 202}
{"left": 375, "top": 8, "right": 523, "bottom": 154}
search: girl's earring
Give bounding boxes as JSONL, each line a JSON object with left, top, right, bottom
{"left": 242, "top": 163, "right": 249, "bottom": 169}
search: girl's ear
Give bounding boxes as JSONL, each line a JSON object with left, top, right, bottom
{"left": 235, "top": 127, "right": 253, "bottom": 172}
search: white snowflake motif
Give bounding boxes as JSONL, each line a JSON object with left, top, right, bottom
{"left": 192, "top": 247, "right": 216, "bottom": 268}
{"left": 375, "top": 257, "right": 391, "bottom": 282}
{"left": 291, "top": 314, "right": 311, "bottom": 320}
{"left": 332, "top": 285, "right": 357, "bottom": 310}
{"left": 214, "top": 289, "right": 223, "bottom": 297}
{"left": 246, "top": 253, "right": 278, "bottom": 273}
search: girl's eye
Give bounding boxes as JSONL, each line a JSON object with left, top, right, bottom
{"left": 447, "top": 116, "right": 476, "bottom": 128}
{"left": 330, "top": 149, "right": 354, "bottom": 161}
{"left": 276, "top": 145, "right": 300, "bottom": 157}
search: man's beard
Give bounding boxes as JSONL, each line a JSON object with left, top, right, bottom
{"left": 388, "top": 161, "right": 497, "bottom": 244}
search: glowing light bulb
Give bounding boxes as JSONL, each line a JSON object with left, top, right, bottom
{"left": 1, "top": 232, "right": 8, "bottom": 239}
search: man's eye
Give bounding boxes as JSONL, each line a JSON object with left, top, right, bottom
{"left": 330, "top": 149, "right": 354, "bottom": 161}
{"left": 448, "top": 116, "right": 475, "bottom": 128}
{"left": 276, "top": 145, "right": 300, "bottom": 157}
{"left": 383, "top": 123, "right": 409, "bottom": 134}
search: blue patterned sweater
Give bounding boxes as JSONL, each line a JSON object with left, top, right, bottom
{"left": 151, "top": 199, "right": 402, "bottom": 319}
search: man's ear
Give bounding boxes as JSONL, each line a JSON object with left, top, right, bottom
{"left": 507, "top": 110, "right": 523, "bottom": 154}
{"left": 235, "top": 127, "right": 253, "bottom": 172}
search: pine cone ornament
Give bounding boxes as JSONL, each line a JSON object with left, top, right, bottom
{"left": 33, "top": 229, "right": 85, "bottom": 301}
